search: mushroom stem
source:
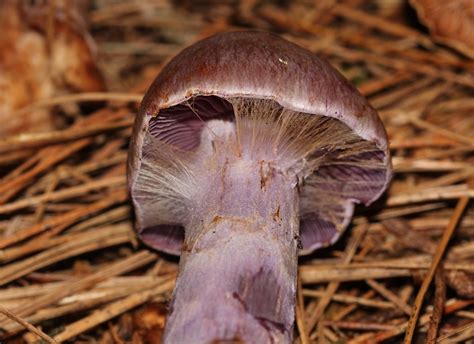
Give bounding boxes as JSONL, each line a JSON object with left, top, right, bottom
{"left": 164, "top": 156, "right": 300, "bottom": 343}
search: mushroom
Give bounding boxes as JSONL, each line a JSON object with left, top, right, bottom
{"left": 128, "top": 31, "right": 392, "bottom": 343}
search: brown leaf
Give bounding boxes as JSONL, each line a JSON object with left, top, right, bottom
{"left": 0, "top": 0, "right": 105, "bottom": 137}
{"left": 133, "top": 303, "right": 167, "bottom": 331}
{"left": 132, "top": 302, "right": 166, "bottom": 343}
{"left": 410, "top": 0, "right": 474, "bottom": 58}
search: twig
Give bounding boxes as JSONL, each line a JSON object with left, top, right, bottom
{"left": 366, "top": 279, "right": 412, "bottom": 315}
{"left": 11, "top": 92, "right": 142, "bottom": 118}
{"left": 306, "top": 224, "right": 367, "bottom": 332}
{"left": 404, "top": 197, "right": 469, "bottom": 343}
{"left": 0, "top": 251, "right": 157, "bottom": 331}
{"left": 0, "top": 176, "right": 125, "bottom": 214}
{"left": 0, "top": 306, "right": 57, "bottom": 343}
{"left": 295, "top": 276, "right": 310, "bottom": 344}
{"left": 322, "top": 320, "right": 397, "bottom": 332}
{"left": 437, "top": 321, "right": 474, "bottom": 343}
{"left": 0, "top": 119, "right": 133, "bottom": 153}
{"left": 387, "top": 186, "right": 474, "bottom": 206}
{"left": 300, "top": 267, "right": 412, "bottom": 283}
{"left": 5, "top": 276, "right": 174, "bottom": 334}
{"left": 426, "top": 266, "right": 446, "bottom": 343}
{"left": 410, "top": 117, "right": 474, "bottom": 146}
{"left": 302, "top": 289, "right": 394, "bottom": 309}
{"left": 0, "top": 189, "right": 126, "bottom": 250}
{"left": 0, "top": 140, "right": 91, "bottom": 203}
{"left": 0, "top": 224, "right": 133, "bottom": 287}
{"left": 53, "top": 277, "right": 175, "bottom": 343}
{"left": 331, "top": 3, "right": 434, "bottom": 48}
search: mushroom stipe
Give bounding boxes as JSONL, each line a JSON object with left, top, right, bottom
{"left": 128, "top": 31, "right": 392, "bottom": 343}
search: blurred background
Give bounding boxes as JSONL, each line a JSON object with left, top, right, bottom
{"left": 0, "top": 0, "right": 473, "bottom": 343}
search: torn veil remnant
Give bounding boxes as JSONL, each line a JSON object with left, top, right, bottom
{"left": 128, "top": 31, "right": 392, "bottom": 343}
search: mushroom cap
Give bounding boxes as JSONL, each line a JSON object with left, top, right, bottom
{"left": 128, "top": 31, "right": 392, "bottom": 255}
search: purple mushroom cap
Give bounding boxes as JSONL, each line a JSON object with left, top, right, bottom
{"left": 128, "top": 30, "right": 392, "bottom": 256}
